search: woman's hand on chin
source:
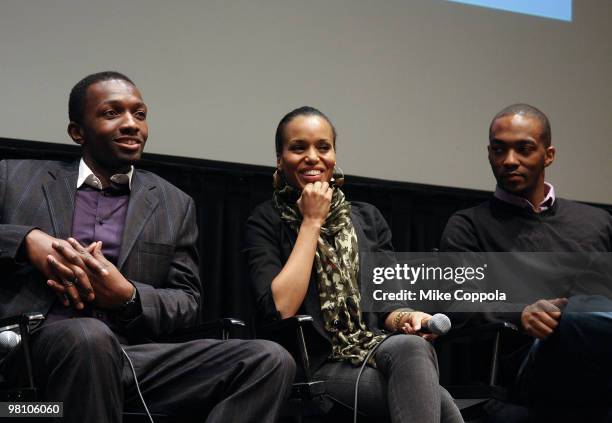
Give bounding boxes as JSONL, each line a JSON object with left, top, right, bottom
{"left": 297, "top": 181, "right": 333, "bottom": 226}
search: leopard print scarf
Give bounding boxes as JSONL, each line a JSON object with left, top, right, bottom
{"left": 273, "top": 185, "right": 386, "bottom": 365}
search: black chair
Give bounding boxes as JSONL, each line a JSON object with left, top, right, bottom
{"left": 0, "top": 314, "right": 38, "bottom": 402}
{"left": 258, "top": 315, "right": 328, "bottom": 423}
{"left": 259, "top": 314, "right": 526, "bottom": 423}
{"left": 0, "top": 313, "right": 246, "bottom": 423}
{"left": 435, "top": 320, "right": 525, "bottom": 422}
{"left": 257, "top": 315, "right": 397, "bottom": 423}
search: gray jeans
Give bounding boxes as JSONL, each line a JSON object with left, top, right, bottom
{"left": 314, "top": 334, "right": 464, "bottom": 423}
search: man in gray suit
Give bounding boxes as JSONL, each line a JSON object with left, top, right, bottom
{"left": 0, "top": 71, "right": 295, "bottom": 422}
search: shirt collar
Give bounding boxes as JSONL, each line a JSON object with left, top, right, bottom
{"left": 494, "top": 182, "right": 555, "bottom": 213}
{"left": 77, "top": 158, "right": 134, "bottom": 191}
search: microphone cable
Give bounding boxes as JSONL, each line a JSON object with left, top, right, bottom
{"left": 121, "top": 347, "right": 155, "bottom": 423}
{"left": 353, "top": 334, "right": 396, "bottom": 423}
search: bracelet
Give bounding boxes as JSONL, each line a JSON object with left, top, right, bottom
{"left": 113, "top": 285, "right": 140, "bottom": 322}
{"left": 393, "top": 310, "right": 412, "bottom": 332}
{"left": 118, "top": 284, "right": 137, "bottom": 310}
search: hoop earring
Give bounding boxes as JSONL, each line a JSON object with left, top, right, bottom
{"left": 272, "top": 169, "right": 283, "bottom": 190}
{"left": 331, "top": 164, "right": 345, "bottom": 188}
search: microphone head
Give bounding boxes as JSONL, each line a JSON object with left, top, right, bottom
{"left": 0, "top": 330, "right": 21, "bottom": 353}
{"left": 427, "top": 313, "right": 452, "bottom": 335}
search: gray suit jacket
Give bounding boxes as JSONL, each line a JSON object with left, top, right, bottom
{"left": 0, "top": 159, "right": 201, "bottom": 341}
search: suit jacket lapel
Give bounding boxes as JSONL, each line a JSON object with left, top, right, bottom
{"left": 42, "top": 162, "right": 79, "bottom": 239}
{"left": 118, "top": 171, "right": 159, "bottom": 270}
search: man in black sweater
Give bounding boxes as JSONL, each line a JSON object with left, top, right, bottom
{"left": 440, "top": 104, "right": 612, "bottom": 421}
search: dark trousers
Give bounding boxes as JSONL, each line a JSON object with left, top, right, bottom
{"left": 313, "top": 335, "right": 464, "bottom": 423}
{"left": 6, "top": 318, "right": 296, "bottom": 423}
{"left": 520, "top": 296, "right": 612, "bottom": 422}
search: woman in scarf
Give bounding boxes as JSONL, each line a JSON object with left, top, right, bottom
{"left": 245, "top": 106, "right": 463, "bottom": 423}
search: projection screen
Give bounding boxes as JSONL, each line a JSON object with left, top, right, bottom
{"left": 0, "top": 0, "right": 610, "bottom": 204}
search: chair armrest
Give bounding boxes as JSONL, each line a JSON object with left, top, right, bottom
{"left": 258, "top": 315, "right": 315, "bottom": 372}
{"left": 258, "top": 316, "right": 315, "bottom": 380}
{"left": 258, "top": 315, "right": 314, "bottom": 339}
{"left": 0, "top": 313, "right": 45, "bottom": 398}
{"left": 442, "top": 321, "right": 519, "bottom": 341}
{"left": 159, "top": 318, "right": 246, "bottom": 343}
{"left": 0, "top": 312, "right": 44, "bottom": 334}
{"left": 0, "top": 315, "right": 29, "bottom": 330}
{"left": 257, "top": 315, "right": 325, "bottom": 399}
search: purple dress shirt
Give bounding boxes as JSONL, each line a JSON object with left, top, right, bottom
{"left": 44, "top": 162, "right": 131, "bottom": 324}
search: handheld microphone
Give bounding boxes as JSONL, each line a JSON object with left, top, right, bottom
{"left": 0, "top": 330, "right": 21, "bottom": 353}
{"left": 420, "top": 313, "right": 452, "bottom": 335}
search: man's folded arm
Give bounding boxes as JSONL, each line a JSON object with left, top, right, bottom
{"left": 0, "top": 224, "right": 39, "bottom": 265}
{"left": 0, "top": 161, "right": 39, "bottom": 266}
{"left": 115, "top": 197, "right": 202, "bottom": 339}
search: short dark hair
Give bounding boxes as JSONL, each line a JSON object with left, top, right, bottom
{"left": 69, "top": 71, "right": 135, "bottom": 124}
{"left": 489, "top": 103, "right": 551, "bottom": 147}
{"left": 275, "top": 106, "right": 337, "bottom": 157}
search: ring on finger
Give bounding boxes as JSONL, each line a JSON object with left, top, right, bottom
{"left": 62, "top": 276, "right": 78, "bottom": 287}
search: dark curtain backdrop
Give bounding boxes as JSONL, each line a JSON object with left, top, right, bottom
{"left": 3, "top": 138, "right": 611, "bottom": 330}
